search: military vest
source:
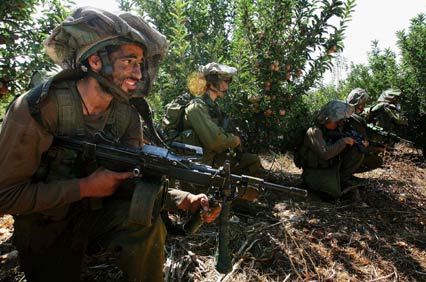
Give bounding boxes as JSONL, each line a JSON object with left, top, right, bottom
{"left": 175, "top": 93, "right": 223, "bottom": 147}
{"left": 197, "top": 93, "right": 225, "bottom": 126}
{"left": 26, "top": 71, "right": 132, "bottom": 218}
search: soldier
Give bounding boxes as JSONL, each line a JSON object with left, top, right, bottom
{"left": 298, "top": 100, "right": 365, "bottom": 200}
{"left": 0, "top": 7, "right": 219, "bottom": 282}
{"left": 346, "top": 88, "right": 384, "bottom": 172}
{"left": 176, "top": 62, "right": 265, "bottom": 178}
{"left": 365, "top": 88, "right": 408, "bottom": 133}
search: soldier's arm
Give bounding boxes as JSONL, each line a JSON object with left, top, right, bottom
{"left": 0, "top": 95, "right": 81, "bottom": 215}
{"left": 384, "top": 105, "right": 407, "bottom": 125}
{"left": 306, "top": 127, "right": 348, "bottom": 160}
{"left": 186, "top": 103, "right": 239, "bottom": 153}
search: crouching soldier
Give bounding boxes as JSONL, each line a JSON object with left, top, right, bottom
{"left": 298, "top": 100, "right": 365, "bottom": 200}
{"left": 346, "top": 88, "right": 384, "bottom": 172}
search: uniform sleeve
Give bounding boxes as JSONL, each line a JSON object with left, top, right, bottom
{"left": 164, "top": 188, "right": 190, "bottom": 210}
{"left": 384, "top": 105, "right": 408, "bottom": 125}
{"left": 185, "top": 102, "right": 239, "bottom": 153}
{"left": 0, "top": 95, "right": 81, "bottom": 215}
{"left": 305, "top": 127, "right": 347, "bottom": 161}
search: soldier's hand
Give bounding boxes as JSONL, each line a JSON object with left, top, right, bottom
{"left": 343, "top": 137, "right": 356, "bottom": 146}
{"left": 79, "top": 167, "right": 134, "bottom": 198}
{"left": 235, "top": 136, "right": 241, "bottom": 147}
{"left": 362, "top": 140, "right": 369, "bottom": 148}
{"left": 179, "top": 193, "right": 221, "bottom": 223}
{"left": 377, "top": 146, "right": 386, "bottom": 153}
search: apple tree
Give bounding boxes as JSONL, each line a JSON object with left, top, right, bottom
{"left": 0, "top": 0, "right": 71, "bottom": 117}
{"left": 120, "top": 0, "right": 355, "bottom": 151}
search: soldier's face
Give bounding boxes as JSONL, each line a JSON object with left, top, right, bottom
{"left": 216, "top": 79, "right": 230, "bottom": 98}
{"left": 325, "top": 121, "right": 338, "bottom": 130}
{"left": 355, "top": 103, "right": 365, "bottom": 114}
{"left": 109, "top": 44, "right": 144, "bottom": 94}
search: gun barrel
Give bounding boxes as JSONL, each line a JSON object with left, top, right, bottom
{"left": 263, "top": 181, "right": 308, "bottom": 197}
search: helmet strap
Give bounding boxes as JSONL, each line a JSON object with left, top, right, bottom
{"left": 98, "top": 50, "right": 113, "bottom": 75}
{"left": 86, "top": 68, "right": 129, "bottom": 104}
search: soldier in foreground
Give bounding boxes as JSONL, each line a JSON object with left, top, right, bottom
{"left": 0, "top": 7, "right": 219, "bottom": 282}
{"left": 298, "top": 100, "right": 365, "bottom": 200}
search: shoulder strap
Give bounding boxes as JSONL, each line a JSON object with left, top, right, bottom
{"left": 25, "top": 78, "right": 55, "bottom": 130}
{"left": 199, "top": 94, "right": 224, "bottom": 125}
{"left": 55, "top": 81, "right": 86, "bottom": 136}
{"left": 26, "top": 74, "right": 131, "bottom": 140}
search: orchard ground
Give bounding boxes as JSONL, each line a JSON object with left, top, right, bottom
{"left": 0, "top": 144, "right": 425, "bottom": 282}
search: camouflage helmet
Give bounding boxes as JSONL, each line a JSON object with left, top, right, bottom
{"left": 316, "top": 100, "right": 355, "bottom": 124}
{"left": 199, "top": 62, "right": 237, "bottom": 82}
{"left": 346, "top": 88, "right": 369, "bottom": 106}
{"left": 44, "top": 7, "right": 167, "bottom": 69}
{"left": 43, "top": 7, "right": 168, "bottom": 98}
{"left": 377, "top": 89, "right": 402, "bottom": 103}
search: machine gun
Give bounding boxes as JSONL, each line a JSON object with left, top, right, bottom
{"left": 53, "top": 133, "right": 307, "bottom": 274}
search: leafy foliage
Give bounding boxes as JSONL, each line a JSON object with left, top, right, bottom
{"left": 312, "top": 12, "right": 426, "bottom": 151}
{"left": 396, "top": 13, "right": 426, "bottom": 147}
{"left": 227, "top": 0, "right": 356, "bottom": 150}
{"left": 123, "top": 0, "right": 355, "bottom": 151}
{"left": 0, "top": 0, "right": 71, "bottom": 116}
{"left": 334, "top": 41, "right": 399, "bottom": 101}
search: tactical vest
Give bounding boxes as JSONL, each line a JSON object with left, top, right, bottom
{"left": 26, "top": 71, "right": 132, "bottom": 218}
{"left": 197, "top": 93, "right": 224, "bottom": 126}
{"left": 26, "top": 71, "right": 131, "bottom": 139}
{"left": 174, "top": 93, "right": 224, "bottom": 148}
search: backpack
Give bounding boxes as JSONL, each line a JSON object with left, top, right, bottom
{"left": 292, "top": 127, "right": 309, "bottom": 169}
{"left": 161, "top": 92, "right": 193, "bottom": 141}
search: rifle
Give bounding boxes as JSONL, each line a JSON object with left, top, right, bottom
{"left": 366, "top": 124, "right": 415, "bottom": 146}
{"left": 329, "top": 129, "right": 399, "bottom": 153}
{"left": 327, "top": 129, "right": 368, "bottom": 153}
{"left": 223, "top": 116, "right": 249, "bottom": 145}
{"left": 53, "top": 133, "right": 308, "bottom": 274}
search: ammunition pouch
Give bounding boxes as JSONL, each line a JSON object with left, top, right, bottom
{"left": 128, "top": 179, "right": 166, "bottom": 227}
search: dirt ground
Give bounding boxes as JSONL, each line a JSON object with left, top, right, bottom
{"left": 0, "top": 144, "right": 425, "bottom": 282}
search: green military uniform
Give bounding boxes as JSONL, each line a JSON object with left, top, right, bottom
{"left": 0, "top": 7, "right": 189, "bottom": 282}
{"left": 346, "top": 115, "right": 383, "bottom": 172}
{"left": 365, "top": 89, "right": 407, "bottom": 133}
{"left": 298, "top": 100, "right": 364, "bottom": 199}
{"left": 178, "top": 93, "right": 263, "bottom": 176}
{"left": 0, "top": 75, "right": 189, "bottom": 282}
{"left": 345, "top": 88, "right": 383, "bottom": 173}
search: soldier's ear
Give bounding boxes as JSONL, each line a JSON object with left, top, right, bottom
{"left": 87, "top": 54, "right": 103, "bottom": 73}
